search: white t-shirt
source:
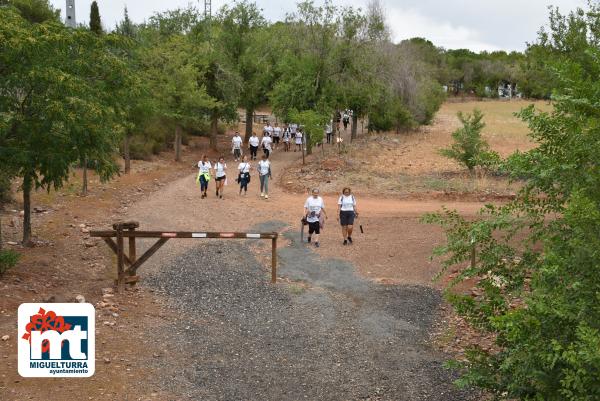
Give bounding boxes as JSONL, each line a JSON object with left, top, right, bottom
{"left": 264, "top": 125, "right": 273, "bottom": 136}
{"left": 232, "top": 136, "right": 242, "bottom": 149}
{"left": 261, "top": 136, "right": 272, "bottom": 150}
{"left": 249, "top": 136, "right": 260, "bottom": 147}
{"left": 238, "top": 162, "right": 251, "bottom": 174}
{"left": 338, "top": 194, "right": 356, "bottom": 211}
{"left": 290, "top": 124, "right": 298, "bottom": 134}
{"left": 215, "top": 162, "right": 227, "bottom": 178}
{"left": 273, "top": 127, "right": 281, "bottom": 137}
{"left": 198, "top": 161, "right": 212, "bottom": 174}
{"left": 295, "top": 132, "right": 303, "bottom": 144}
{"left": 282, "top": 129, "right": 291, "bottom": 141}
{"left": 304, "top": 196, "right": 325, "bottom": 223}
{"left": 258, "top": 160, "right": 271, "bottom": 176}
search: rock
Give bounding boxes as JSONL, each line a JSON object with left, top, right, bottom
{"left": 103, "top": 357, "right": 111, "bottom": 364}
{"left": 75, "top": 295, "right": 86, "bottom": 303}
{"left": 6, "top": 242, "right": 18, "bottom": 246}
{"left": 81, "top": 228, "right": 90, "bottom": 233}
{"left": 1, "top": 335, "right": 9, "bottom": 341}
{"left": 79, "top": 224, "right": 86, "bottom": 229}
{"left": 103, "top": 293, "right": 114, "bottom": 299}
{"left": 19, "top": 211, "right": 24, "bottom": 217}
{"left": 83, "top": 241, "right": 96, "bottom": 248}
{"left": 101, "top": 288, "right": 114, "bottom": 295}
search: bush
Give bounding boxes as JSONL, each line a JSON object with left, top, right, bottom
{"left": 0, "top": 171, "right": 12, "bottom": 204}
{"left": 0, "top": 250, "right": 19, "bottom": 276}
{"left": 439, "top": 109, "right": 491, "bottom": 172}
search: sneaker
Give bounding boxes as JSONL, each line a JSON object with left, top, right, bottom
{"left": 348, "top": 237, "right": 353, "bottom": 244}
{"left": 307, "top": 236, "right": 311, "bottom": 243}
{"left": 220, "top": 195, "right": 223, "bottom": 199}
{"left": 261, "top": 193, "right": 265, "bottom": 198}
{"left": 343, "top": 239, "right": 348, "bottom": 246}
{"left": 265, "top": 195, "right": 269, "bottom": 199}
{"left": 315, "top": 242, "right": 320, "bottom": 248}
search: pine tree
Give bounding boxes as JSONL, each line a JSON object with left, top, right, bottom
{"left": 89, "top": 1, "right": 102, "bottom": 35}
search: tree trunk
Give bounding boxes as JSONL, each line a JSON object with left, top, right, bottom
{"left": 174, "top": 126, "right": 182, "bottom": 162}
{"left": 124, "top": 134, "right": 131, "bottom": 173}
{"left": 0, "top": 215, "right": 3, "bottom": 251}
{"left": 22, "top": 174, "right": 32, "bottom": 247}
{"left": 82, "top": 159, "right": 88, "bottom": 196}
{"left": 210, "top": 111, "right": 218, "bottom": 151}
{"left": 245, "top": 108, "right": 254, "bottom": 143}
{"left": 351, "top": 114, "right": 358, "bottom": 140}
{"left": 306, "top": 132, "right": 312, "bottom": 155}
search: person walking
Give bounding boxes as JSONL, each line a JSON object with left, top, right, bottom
{"left": 249, "top": 132, "right": 260, "bottom": 160}
{"left": 257, "top": 154, "right": 272, "bottom": 199}
{"left": 326, "top": 120, "right": 333, "bottom": 144}
{"left": 295, "top": 129, "right": 303, "bottom": 152}
{"left": 342, "top": 111, "right": 350, "bottom": 131}
{"left": 214, "top": 156, "right": 227, "bottom": 199}
{"left": 263, "top": 122, "right": 273, "bottom": 137}
{"left": 237, "top": 155, "right": 251, "bottom": 196}
{"left": 272, "top": 123, "right": 281, "bottom": 150}
{"left": 337, "top": 187, "right": 358, "bottom": 245}
{"left": 197, "top": 155, "right": 212, "bottom": 199}
{"left": 282, "top": 125, "right": 291, "bottom": 152}
{"left": 304, "top": 188, "right": 327, "bottom": 247}
{"left": 261, "top": 133, "right": 273, "bottom": 158}
{"left": 232, "top": 132, "right": 243, "bottom": 162}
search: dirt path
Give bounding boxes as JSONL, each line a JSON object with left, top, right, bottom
{"left": 106, "top": 148, "right": 484, "bottom": 399}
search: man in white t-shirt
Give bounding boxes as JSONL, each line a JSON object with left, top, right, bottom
{"left": 337, "top": 187, "right": 358, "bottom": 245}
{"left": 231, "top": 132, "right": 243, "bottom": 161}
{"left": 304, "top": 188, "right": 327, "bottom": 247}
{"left": 248, "top": 132, "right": 260, "bottom": 160}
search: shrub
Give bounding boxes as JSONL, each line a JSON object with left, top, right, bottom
{"left": 0, "top": 250, "right": 19, "bottom": 276}
{"left": 439, "top": 109, "right": 490, "bottom": 172}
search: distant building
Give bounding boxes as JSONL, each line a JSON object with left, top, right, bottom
{"left": 65, "top": 0, "right": 76, "bottom": 28}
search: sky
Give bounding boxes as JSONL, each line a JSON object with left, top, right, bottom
{"left": 49, "top": 0, "right": 588, "bottom": 51}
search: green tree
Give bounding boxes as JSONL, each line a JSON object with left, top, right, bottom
{"left": 141, "top": 32, "right": 215, "bottom": 160}
{"left": 289, "top": 109, "right": 327, "bottom": 155}
{"left": 425, "top": 4, "right": 600, "bottom": 399}
{"left": 89, "top": 1, "right": 102, "bottom": 34}
{"left": 0, "top": 0, "right": 59, "bottom": 23}
{"left": 217, "top": 1, "right": 270, "bottom": 143}
{"left": 0, "top": 9, "right": 130, "bottom": 245}
{"left": 439, "top": 109, "right": 490, "bottom": 172}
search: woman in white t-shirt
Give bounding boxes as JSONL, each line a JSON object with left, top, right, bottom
{"left": 337, "top": 187, "right": 359, "bottom": 245}
{"left": 304, "top": 188, "right": 327, "bottom": 247}
{"left": 282, "top": 125, "right": 291, "bottom": 152}
{"left": 248, "top": 132, "right": 260, "bottom": 160}
{"left": 295, "top": 129, "right": 303, "bottom": 152}
{"left": 237, "top": 155, "right": 251, "bottom": 196}
{"left": 197, "top": 155, "right": 212, "bottom": 199}
{"left": 214, "top": 156, "right": 227, "bottom": 199}
{"left": 261, "top": 134, "right": 273, "bottom": 158}
{"left": 257, "top": 155, "right": 272, "bottom": 199}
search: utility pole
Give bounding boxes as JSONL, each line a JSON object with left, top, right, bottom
{"left": 65, "top": 0, "right": 76, "bottom": 28}
{"left": 204, "top": 0, "right": 211, "bottom": 19}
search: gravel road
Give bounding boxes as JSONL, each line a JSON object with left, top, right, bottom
{"left": 143, "top": 220, "right": 477, "bottom": 401}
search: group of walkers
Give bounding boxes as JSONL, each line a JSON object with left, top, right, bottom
{"left": 197, "top": 124, "right": 359, "bottom": 246}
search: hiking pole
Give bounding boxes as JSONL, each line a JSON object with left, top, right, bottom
{"left": 359, "top": 225, "right": 364, "bottom": 234}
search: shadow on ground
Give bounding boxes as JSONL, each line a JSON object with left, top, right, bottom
{"left": 144, "top": 220, "right": 476, "bottom": 401}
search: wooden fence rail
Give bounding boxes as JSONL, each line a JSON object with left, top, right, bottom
{"left": 90, "top": 221, "right": 279, "bottom": 287}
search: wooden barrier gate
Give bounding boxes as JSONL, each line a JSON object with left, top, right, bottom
{"left": 90, "top": 221, "right": 279, "bottom": 286}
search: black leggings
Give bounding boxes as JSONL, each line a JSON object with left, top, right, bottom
{"left": 239, "top": 175, "right": 249, "bottom": 192}
{"left": 263, "top": 148, "right": 270, "bottom": 158}
{"left": 250, "top": 146, "right": 258, "bottom": 159}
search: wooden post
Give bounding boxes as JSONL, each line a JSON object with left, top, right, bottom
{"left": 271, "top": 236, "right": 277, "bottom": 284}
{"left": 470, "top": 238, "right": 476, "bottom": 269}
{"left": 116, "top": 224, "right": 124, "bottom": 287}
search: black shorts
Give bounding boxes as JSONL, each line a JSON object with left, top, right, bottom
{"left": 308, "top": 221, "right": 320, "bottom": 235}
{"left": 339, "top": 211, "right": 355, "bottom": 226}
{"left": 273, "top": 136, "right": 280, "bottom": 144}
{"left": 215, "top": 176, "right": 226, "bottom": 182}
